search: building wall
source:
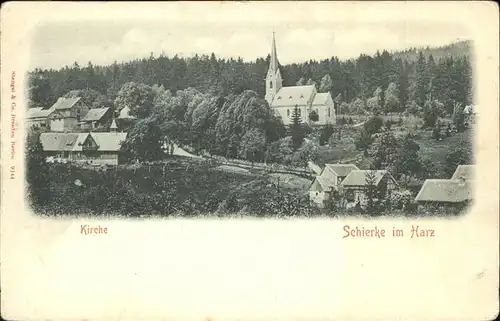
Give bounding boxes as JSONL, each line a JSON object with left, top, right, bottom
{"left": 312, "top": 96, "right": 336, "bottom": 125}
{"left": 273, "top": 104, "right": 309, "bottom": 125}
{"left": 50, "top": 118, "right": 78, "bottom": 132}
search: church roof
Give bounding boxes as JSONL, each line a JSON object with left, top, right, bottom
{"left": 271, "top": 85, "right": 316, "bottom": 107}
{"left": 312, "top": 93, "right": 331, "bottom": 105}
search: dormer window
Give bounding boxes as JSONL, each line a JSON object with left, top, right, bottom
{"left": 277, "top": 96, "right": 281, "bottom": 100}
{"left": 300, "top": 94, "right": 304, "bottom": 99}
{"left": 289, "top": 96, "right": 292, "bottom": 99}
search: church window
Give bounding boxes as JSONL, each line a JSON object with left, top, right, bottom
{"left": 270, "top": 81, "right": 273, "bottom": 89}
{"left": 328, "top": 108, "right": 331, "bottom": 117}
{"left": 287, "top": 109, "right": 290, "bottom": 117}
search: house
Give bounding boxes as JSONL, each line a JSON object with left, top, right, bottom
{"left": 40, "top": 132, "right": 127, "bottom": 165}
{"left": 309, "top": 164, "right": 359, "bottom": 208}
{"left": 339, "top": 170, "right": 398, "bottom": 206}
{"left": 414, "top": 177, "right": 473, "bottom": 210}
{"left": 48, "top": 97, "right": 90, "bottom": 132}
{"left": 26, "top": 106, "right": 55, "bottom": 128}
{"left": 414, "top": 164, "right": 475, "bottom": 211}
{"left": 79, "top": 107, "right": 113, "bottom": 130}
{"left": 264, "top": 33, "right": 336, "bottom": 126}
{"left": 116, "top": 106, "right": 137, "bottom": 131}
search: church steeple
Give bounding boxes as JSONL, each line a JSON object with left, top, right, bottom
{"left": 265, "top": 32, "right": 282, "bottom": 105}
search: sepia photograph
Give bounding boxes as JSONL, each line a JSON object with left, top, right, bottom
{"left": 2, "top": 2, "right": 498, "bottom": 321}
{"left": 26, "top": 18, "right": 475, "bottom": 218}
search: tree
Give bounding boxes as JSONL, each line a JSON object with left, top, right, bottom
{"left": 26, "top": 130, "right": 50, "bottom": 206}
{"left": 120, "top": 116, "right": 164, "bottom": 162}
{"left": 309, "top": 110, "right": 319, "bottom": 122}
{"left": 349, "top": 98, "right": 366, "bottom": 115}
{"left": 306, "top": 78, "right": 316, "bottom": 87}
{"left": 64, "top": 89, "right": 111, "bottom": 109}
{"left": 319, "top": 124, "right": 335, "bottom": 146}
{"left": 363, "top": 116, "right": 384, "bottom": 135}
{"left": 445, "top": 143, "right": 472, "bottom": 177}
{"left": 289, "top": 105, "right": 304, "bottom": 150}
{"left": 452, "top": 101, "right": 466, "bottom": 132}
{"left": 364, "top": 170, "right": 378, "bottom": 215}
{"left": 370, "top": 131, "right": 399, "bottom": 175}
{"left": 292, "top": 139, "right": 319, "bottom": 171}
{"left": 296, "top": 77, "right": 306, "bottom": 86}
{"left": 354, "top": 128, "right": 373, "bottom": 155}
{"left": 319, "top": 74, "right": 333, "bottom": 93}
{"left": 367, "top": 87, "right": 383, "bottom": 115}
{"left": 239, "top": 128, "right": 266, "bottom": 166}
{"left": 114, "top": 82, "right": 155, "bottom": 118}
{"left": 395, "top": 133, "right": 422, "bottom": 186}
{"left": 384, "top": 82, "right": 399, "bottom": 113}
{"left": 409, "top": 51, "right": 428, "bottom": 107}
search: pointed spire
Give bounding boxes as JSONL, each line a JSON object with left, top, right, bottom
{"left": 110, "top": 118, "right": 118, "bottom": 132}
{"left": 270, "top": 31, "right": 278, "bottom": 73}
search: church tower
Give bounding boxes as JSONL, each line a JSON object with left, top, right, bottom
{"left": 265, "top": 32, "right": 283, "bottom": 105}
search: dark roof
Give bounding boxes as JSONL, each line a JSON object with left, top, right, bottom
{"left": 81, "top": 108, "right": 111, "bottom": 122}
{"left": 415, "top": 179, "right": 474, "bottom": 203}
{"left": 325, "top": 164, "right": 359, "bottom": 177}
{"left": 451, "top": 165, "right": 475, "bottom": 180}
{"left": 340, "top": 170, "right": 392, "bottom": 187}
{"left": 51, "top": 97, "right": 82, "bottom": 110}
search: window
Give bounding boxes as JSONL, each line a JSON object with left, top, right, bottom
{"left": 287, "top": 109, "right": 290, "bottom": 117}
{"left": 270, "top": 81, "right": 273, "bottom": 89}
{"left": 328, "top": 107, "right": 331, "bottom": 117}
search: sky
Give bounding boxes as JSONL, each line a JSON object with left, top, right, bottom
{"left": 29, "top": 9, "right": 472, "bottom": 70}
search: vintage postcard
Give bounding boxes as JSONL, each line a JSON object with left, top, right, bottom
{"left": 1, "top": 1, "right": 499, "bottom": 320}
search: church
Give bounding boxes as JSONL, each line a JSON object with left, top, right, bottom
{"left": 264, "top": 33, "right": 336, "bottom": 126}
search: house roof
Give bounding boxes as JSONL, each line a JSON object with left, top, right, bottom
{"left": 26, "top": 106, "right": 55, "bottom": 119}
{"left": 415, "top": 179, "right": 474, "bottom": 203}
{"left": 312, "top": 92, "right": 331, "bottom": 106}
{"left": 271, "top": 85, "right": 316, "bottom": 107}
{"left": 325, "top": 164, "right": 359, "bottom": 177}
{"left": 118, "top": 106, "right": 137, "bottom": 119}
{"left": 40, "top": 132, "right": 127, "bottom": 152}
{"left": 40, "top": 133, "right": 81, "bottom": 151}
{"left": 71, "top": 133, "right": 93, "bottom": 152}
{"left": 90, "top": 132, "right": 127, "bottom": 151}
{"left": 51, "top": 97, "right": 82, "bottom": 110}
{"left": 451, "top": 165, "right": 475, "bottom": 180}
{"left": 340, "top": 170, "right": 390, "bottom": 187}
{"left": 81, "top": 108, "right": 111, "bottom": 122}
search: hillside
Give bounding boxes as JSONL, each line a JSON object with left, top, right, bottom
{"left": 390, "top": 40, "right": 472, "bottom": 62}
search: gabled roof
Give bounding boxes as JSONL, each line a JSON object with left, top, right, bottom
{"left": 51, "top": 97, "right": 82, "bottom": 110}
{"left": 340, "top": 170, "right": 391, "bottom": 187}
{"left": 271, "top": 85, "right": 316, "bottom": 107}
{"left": 312, "top": 92, "right": 331, "bottom": 106}
{"left": 118, "top": 106, "right": 137, "bottom": 119}
{"left": 110, "top": 119, "right": 118, "bottom": 129}
{"left": 415, "top": 179, "right": 474, "bottom": 203}
{"left": 325, "top": 164, "right": 359, "bottom": 177}
{"left": 90, "top": 132, "right": 127, "bottom": 151}
{"left": 26, "top": 106, "right": 55, "bottom": 119}
{"left": 40, "top": 133, "right": 81, "bottom": 151}
{"left": 451, "top": 165, "right": 475, "bottom": 180}
{"left": 71, "top": 133, "right": 93, "bottom": 152}
{"left": 81, "top": 107, "right": 111, "bottom": 122}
